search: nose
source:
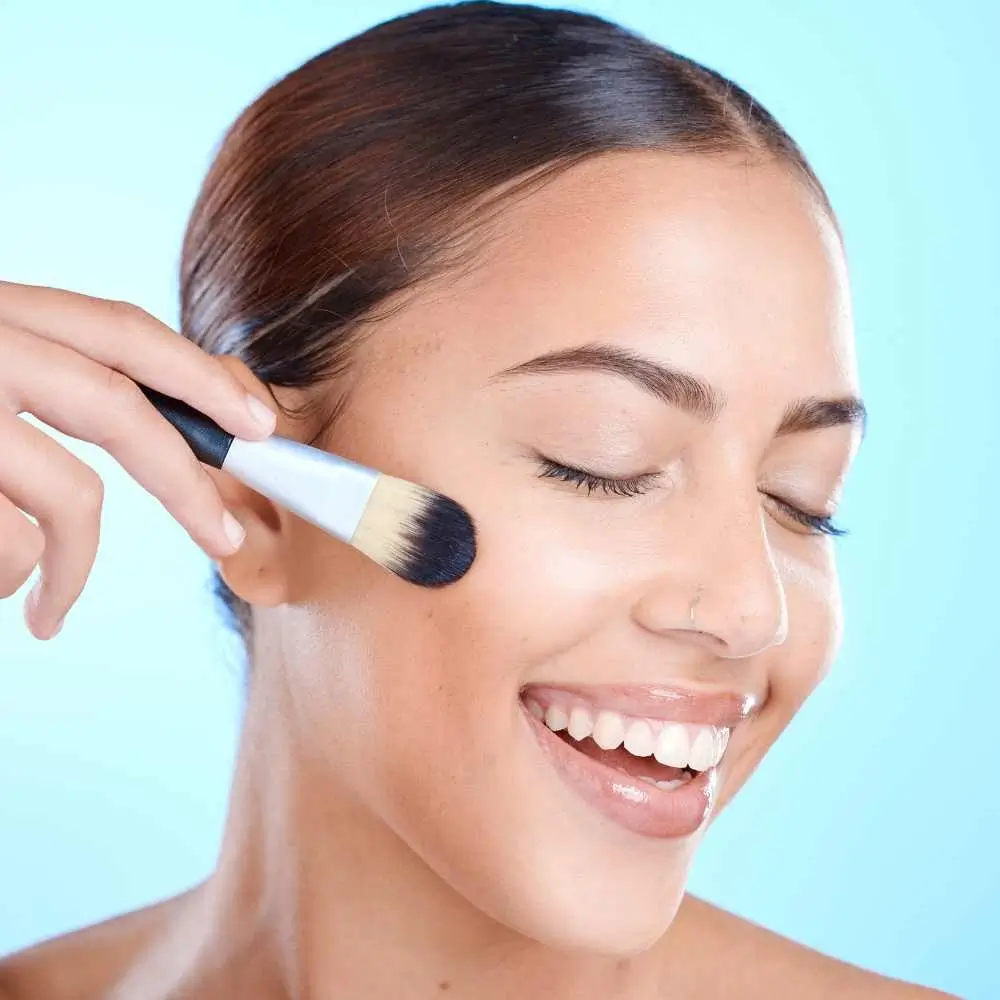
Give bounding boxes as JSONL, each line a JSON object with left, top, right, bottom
{"left": 631, "top": 491, "right": 788, "bottom": 660}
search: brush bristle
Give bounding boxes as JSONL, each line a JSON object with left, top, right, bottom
{"left": 351, "top": 475, "right": 476, "bottom": 586}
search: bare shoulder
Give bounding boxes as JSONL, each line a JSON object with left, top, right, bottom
{"left": 663, "top": 894, "right": 962, "bottom": 999}
{"left": 0, "top": 892, "right": 190, "bottom": 1000}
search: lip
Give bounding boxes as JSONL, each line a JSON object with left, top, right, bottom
{"left": 521, "top": 682, "right": 758, "bottom": 727}
{"left": 521, "top": 700, "right": 721, "bottom": 839}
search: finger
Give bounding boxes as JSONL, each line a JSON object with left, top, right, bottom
{"left": 0, "top": 492, "right": 44, "bottom": 600}
{"left": 0, "top": 412, "right": 104, "bottom": 637}
{"left": 0, "top": 281, "right": 276, "bottom": 440}
{"left": 0, "top": 327, "right": 246, "bottom": 560}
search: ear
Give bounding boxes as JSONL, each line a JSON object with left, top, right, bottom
{"left": 205, "top": 356, "right": 295, "bottom": 610}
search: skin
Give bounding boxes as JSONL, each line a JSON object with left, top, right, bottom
{"left": 0, "top": 151, "right": 959, "bottom": 999}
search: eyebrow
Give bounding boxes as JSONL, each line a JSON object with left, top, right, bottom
{"left": 490, "top": 343, "right": 867, "bottom": 437}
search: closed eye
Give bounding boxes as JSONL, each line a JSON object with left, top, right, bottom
{"left": 762, "top": 492, "right": 847, "bottom": 537}
{"left": 535, "top": 456, "right": 659, "bottom": 498}
{"left": 536, "top": 456, "right": 847, "bottom": 537}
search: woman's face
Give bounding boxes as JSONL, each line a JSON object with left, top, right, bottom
{"left": 251, "top": 151, "right": 862, "bottom": 953}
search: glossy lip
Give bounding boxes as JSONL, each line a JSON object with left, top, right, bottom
{"left": 520, "top": 682, "right": 758, "bottom": 727}
{"left": 521, "top": 701, "right": 720, "bottom": 839}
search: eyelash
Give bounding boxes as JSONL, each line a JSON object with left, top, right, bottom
{"left": 536, "top": 457, "right": 848, "bottom": 537}
{"left": 537, "top": 457, "right": 658, "bottom": 498}
{"left": 762, "top": 493, "right": 847, "bottom": 537}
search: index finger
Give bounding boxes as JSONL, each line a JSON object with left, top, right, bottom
{"left": 0, "top": 281, "right": 276, "bottom": 440}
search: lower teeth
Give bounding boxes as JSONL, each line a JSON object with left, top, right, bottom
{"left": 638, "top": 774, "right": 691, "bottom": 790}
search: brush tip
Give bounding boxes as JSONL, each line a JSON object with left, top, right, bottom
{"left": 396, "top": 490, "right": 477, "bottom": 586}
{"left": 352, "top": 477, "right": 477, "bottom": 586}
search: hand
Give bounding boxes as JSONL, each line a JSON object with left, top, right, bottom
{"left": 0, "top": 281, "right": 277, "bottom": 639}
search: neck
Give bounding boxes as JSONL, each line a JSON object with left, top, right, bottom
{"left": 153, "top": 657, "right": 673, "bottom": 1000}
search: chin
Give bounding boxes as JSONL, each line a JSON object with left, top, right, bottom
{"left": 374, "top": 682, "right": 723, "bottom": 956}
{"left": 500, "top": 849, "right": 695, "bottom": 956}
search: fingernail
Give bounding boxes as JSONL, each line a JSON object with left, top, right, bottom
{"left": 24, "top": 581, "right": 58, "bottom": 638}
{"left": 222, "top": 510, "right": 246, "bottom": 552}
{"left": 24, "top": 581, "right": 42, "bottom": 630}
{"left": 245, "top": 394, "right": 277, "bottom": 435}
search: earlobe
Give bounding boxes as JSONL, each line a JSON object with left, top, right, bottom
{"left": 207, "top": 467, "right": 290, "bottom": 608}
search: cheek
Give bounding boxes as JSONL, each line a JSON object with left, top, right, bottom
{"left": 719, "top": 548, "right": 842, "bottom": 811}
{"left": 773, "top": 545, "right": 844, "bottom": 704}
{"left": 271, "top": 502, "right": 644, "bottom": 912}
{"left": 274, "top": 493, "right": 619, "bottom": 744}
{"left": 274, "top": 473, "right": 645, "bottom": 819}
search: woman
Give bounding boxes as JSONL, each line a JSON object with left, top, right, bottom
{"left": 0, "top": 2, "right": 958, "bottom": 997}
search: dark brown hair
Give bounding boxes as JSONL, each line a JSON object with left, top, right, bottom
{"left": 179, "top": 0, "right": 834, "bottom": 646}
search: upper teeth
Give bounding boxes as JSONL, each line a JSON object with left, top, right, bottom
{"left": 526, "top": 698, "right": 730, "bottom": 772}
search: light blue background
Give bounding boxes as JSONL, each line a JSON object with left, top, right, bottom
{"left": 0, "top": 2, "right": 995, "bottom": 996}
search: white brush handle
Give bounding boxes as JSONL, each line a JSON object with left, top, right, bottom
{"left": 222, "top": 436, "right": 379, "bottom": 543}
{"left": 138, "top": 384, "right": 379, "bottom": 544}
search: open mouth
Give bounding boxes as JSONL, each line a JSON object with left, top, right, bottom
{"left": 517, "top": 683, "right": 741, "bottom": 838}
{"left": 520, "top": 690, "right": 729, "bottom": 790}
{"left": 549, "top": 732, "right": 699, "bottom": 788}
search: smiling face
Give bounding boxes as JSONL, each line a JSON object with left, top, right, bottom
{"left": 247, "top": 150, "right": 862, "bottom": 953}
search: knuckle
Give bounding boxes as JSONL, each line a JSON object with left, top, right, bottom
{"left": 96, "top": 365, "right": 142, "bottom": 410}
{"left": 104, "top": 298, "right": 151, "bottom": 329}
{"left": 73, "top": 469, "right": 105, "bottom": 517}
{"left": 96, "top": 363, "right": 134, "bottom": 397}
{"left": 198, "top": 358, "right": 243, "bottom": 412}
{"left": 216, "top": 365, "right": 244, "bottom": 402}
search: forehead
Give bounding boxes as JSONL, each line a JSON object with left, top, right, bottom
{"left": 354, "top": 150, "right": 857, "bottom": 405}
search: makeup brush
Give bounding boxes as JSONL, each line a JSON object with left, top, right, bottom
{"left": 138, "top": 385, "right": 476, "bottom": 586}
